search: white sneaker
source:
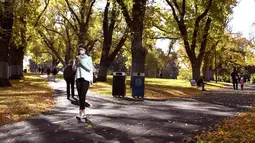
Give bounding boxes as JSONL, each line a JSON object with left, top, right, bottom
{"left": 76, "top": 110, "right": 82, "bottom": 120}
{"left": 81, "top": 110, "right": 86, "bottom": 119}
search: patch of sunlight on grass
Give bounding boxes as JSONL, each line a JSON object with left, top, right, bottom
{"left": 90, "top": 75, "right": 232, "bottom": 99}
{"left": 0, "top": 73, "right": 55, "bottom": 126}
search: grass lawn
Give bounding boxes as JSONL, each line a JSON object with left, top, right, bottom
{"left": 56, "top": 74, "right": 232, "bottom": 99}
{"left": 0, "top": 73, "right": 55, "bottom": 126}
{"left": 90, "top": 76, "right": 232, "bottom": 99}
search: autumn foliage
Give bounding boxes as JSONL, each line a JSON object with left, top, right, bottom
{"left": 196, "top": 108, "right": 255, "bottom": 142}
{"left": 0, "top": 74, "right": 54, "bottom": 126}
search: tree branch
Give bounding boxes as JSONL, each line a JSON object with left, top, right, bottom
{"left": 34, "top": 0, "right": 50, "bottom": 27}
{"left": 154, "top": 24, "right": 169, "bottom": 33}
{"left": 173, "top": 0, "right": 182, "bottom": 15}
{"left": 181, "top": 0, "right": 186, "bottom": 18}
{"left": 86, "top": 39, "right": 98, "bottom": 54}
{"left": 38, "top": 30, "right": 66, "bottom": 66}
{"left": 109, "top": 31, "right": 128, "bottom": 61}
{"left": 42, "top": 25, "right": 67, "bottom": 42}
{"left": 116, "top": 0, "right": 132, "bottom": 28}
{"left": 191, "top": 0, "right": 213, "bottom": 52}
{"left": 58, "top": 12, "right": 78, "bottom": 36}
{"left": 107, "top": 4, "right": 117, "bottom": 51}
{"left": 103, "top": 0, "right": 110, "bottom": 40}
{"left": 165, "top": 0, "right": 179, "bottom": 22}
{"left": 198, "top": 17, "right": 212, "bottom": 62}
{"left": 197, "top": 0, "right": 213, "bottom": 21}
{"left": 65, "top": 0, "right": 81, "bottom": 25}
{"left": 84, "top": 0, "right": 96, "bottom": 28}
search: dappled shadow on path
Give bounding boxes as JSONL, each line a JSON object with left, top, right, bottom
{"left": 1, "top": 89, "right": 240, "bottom": 142}
{"left": 2, "top": 77, "right": 254, "bottom": 143}
{"left": 0, "top": 115, "right": 134, "bottom": 143}
{"left": 84, "top": 94, "right": 242, "bottom": 142}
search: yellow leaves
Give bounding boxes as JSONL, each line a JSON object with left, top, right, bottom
{"left": 196, "top": 109, "right": 255, "bottom": 142}
{"left": 0, "top": 73, "right": 54, "bottom": 126}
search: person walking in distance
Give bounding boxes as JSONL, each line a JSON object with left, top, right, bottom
{"left": 52, "top": 67, "right": 58, "bottom": 82}
{"left": 231, "top": 68, "right": 239, "bottom": 90}
{"left": 73, "top": 44, "right": 93, "bottom": 120}
{"left": 46, "top": 67, "right": 51, "bottom": 81}
{"left": 38, "top": 67, "right": 41, "bottom": 74}
{"left": 41, "top": 67, "right": 44, "bottom": 75}
{"left": 240, "top": 76, "right": 245, "bottom": 90}
{"left": 64, "top": 61, "right": 76, "bottom": 99}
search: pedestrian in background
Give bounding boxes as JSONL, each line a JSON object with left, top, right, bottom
{"left": 46, "top": 67, "right": 51, "bottom": 81}
{"left": 52, "top": 67, "right": 58, "bottom": 82}
{"left": 64, "top": 61, "right": 76, "bottom": 99}
{"left": 231, "top": 68, "right": 239, "bottom": 90}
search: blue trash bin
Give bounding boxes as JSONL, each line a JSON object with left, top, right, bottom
{"left": 132, "top": 73, "right": 145, "bottom": 98}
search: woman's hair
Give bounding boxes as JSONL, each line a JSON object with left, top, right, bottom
{"left": 78, "top": 44, "right": 90, "bottom": 56}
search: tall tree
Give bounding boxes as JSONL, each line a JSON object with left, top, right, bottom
{"left": 97, "top": 0, "right": 128, "bottom": 81}
{"left": 0, "top": 0, "right": 13, "bottom": 87}
{"left": 8, "top": 0, "right": 29, "bottom": 79}
{"left": 165, "top": 0, "right": 213, "bottom": 79}
{"left": 165, "top": 0, "right": 237, "bottom": 79}
{"left": 61, "top": 0, "right": 97, "bottom": 50}
{"left": 116, "top": 0, "right": 147, "bottom": 77}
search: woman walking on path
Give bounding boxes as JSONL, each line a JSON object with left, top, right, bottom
{"left": 231, "top": 68, "right": 239, "bottom": 90}
{"left": 72, "top": 44, "right": 93, "bottom": 119}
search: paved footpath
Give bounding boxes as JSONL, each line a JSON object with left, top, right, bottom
{"left": 1, "top": 77, "right": 255, "bottom": 143}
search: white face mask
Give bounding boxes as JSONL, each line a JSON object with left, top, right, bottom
{"left": 79, "top": 50, "right": 85, "bottom": 55}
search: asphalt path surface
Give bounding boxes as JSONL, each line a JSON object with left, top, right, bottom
{"left": 1, "top": 76, "right": 254, "bottom": 143}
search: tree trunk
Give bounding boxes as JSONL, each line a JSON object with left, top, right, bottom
{"left": 0, "top": 39, "right": 11, "bottom": 87}
{"left": 202, "top": 55, "right": 210, "bottom": 81}
{"left": 202, "top": 65, "right": 210, "bottom": 81}
{"left": 78, "top": 23, "right": 85, "bottom": 45}
{"left": 0, "top": 1, "right": 13, "bottom": 87}
{"left": 192, "top": 60, "right": 201, "bottom": 80}
{"left": 9, "top": 44, "right": 24, "bottom": 79}
{"left": 97, "top": 0, "right": 126, "bottom": 82}
{"left": 64, "top": 46, "right": 71, "bottom": 65}
{"left": 97, "top": 61, "right": 111, "bottom": 82}
{"left": 209, "top": 66, "right": 214, "bottom": 80}
{"left": 64, "top": 28, "right": 73, "bottom": 65}
{"left": 131, "top": 0, "right": 147, "bottom": 74}
{"left": 131, "top": 33, "right": 147, "bottom": 74}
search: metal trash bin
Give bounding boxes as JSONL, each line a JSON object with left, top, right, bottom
{"left": 112, "top": 72, "right": 126, "bottom": 97}
{"left": 131, "top": 73, "right": 145, "bottom": 98}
